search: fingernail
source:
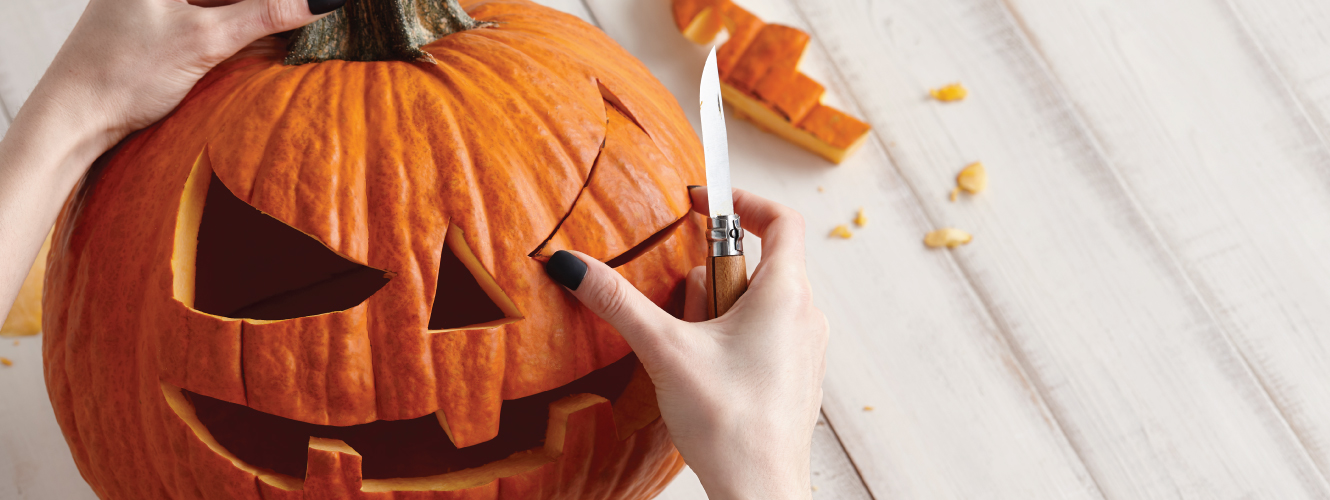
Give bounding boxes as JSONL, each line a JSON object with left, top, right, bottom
{"left": 308, "top": 0, "right": 346, "bottom": 15}
{"left": 687, "top": 185, "right": 702, "bottom": 191}
{"left": 545, "top": 250, "right": 588, "bottom": 291}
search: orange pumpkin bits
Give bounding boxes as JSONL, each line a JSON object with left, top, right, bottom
{"left": 0, "top": 232, "right": 49, "bottom": 337}
{"left": 829, "top": 224, "right": 853, "bottom": 239}
{"left": 0, "top": 357, "right": 11, "bottom": 367}
{"left": 950, "top": 161, "right": 987, "bottom": 201}
{"left": 924, "top": 228, "right": 974, "bottom": 248}
{"left": 45, "top": 0, "right": 699, "bottom": 498}
{"left": 672, "top": 0, "right": 871, "bottom": 163}
{"left": 930, "top": 82, "right": 968, "bottom": 102}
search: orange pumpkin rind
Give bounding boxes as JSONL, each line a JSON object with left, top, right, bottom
{"left": 672, "top": 0, "right": 871, "bottom": 164}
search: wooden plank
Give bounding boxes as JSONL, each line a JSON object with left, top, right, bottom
{"left": 0, "top": 0, "right": 86, "bottom": 117}
{"left": 998, "top": 0, "right": 1330, "bottom": 484}
{"left": 581, "top": 0, "right": 1105, "bottom": 498}
{"left": 0, "top": 338, "right": 97, "bottom": 499}
{"left": 780, "top": 0, "right": 1330, "bottom": 497}
{"left": 1224, "top": 0, "right": 1330, "bottom": 471}
{"left": 810, "top": 414, "right": 872, "bottom": 499}
{"left": 531, "top": 0, "right": 594, "bottom": 24}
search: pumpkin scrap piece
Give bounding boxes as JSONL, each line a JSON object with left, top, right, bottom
{"left": 949, "top": 162, "right": 987, "bottom": 201}
{"left": 930, "top": 83, "right": 968, "bottom": 102}
{"left": 924, "top": 228, "right": 973, "bottom": 248}
{"left": 863, "top": 406, "right": 874, "bottom": 411}
{"left": 854, "top": 207, "right": 867, "bottom": 227}
{"left": 0, "top": 357, "right": 11, "bottom": 367}
{"left": 671, "top": 0, "right": 871, "bottom": 164}
{"left": 829, "top": 224, "right": 853, "bottom": 239}
{"left": 1, "top": 232, "right": 51, "bottom": 337}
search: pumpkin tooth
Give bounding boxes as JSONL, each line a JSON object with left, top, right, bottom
{"left": 304, "top": 437, "right": 364, "bottom": 494}
{"left": 434, "top": 409, "right": 460, "bottom": 447}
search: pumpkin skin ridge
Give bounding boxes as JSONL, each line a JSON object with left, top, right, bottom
{"left": 180, "top": 0, "right": 693, "bottom": 422}
{"left": 45, "top": 0, "right": 701, "bottom": 496}
{"left": 421, "top": 35, "right": 604, "bottom": 187}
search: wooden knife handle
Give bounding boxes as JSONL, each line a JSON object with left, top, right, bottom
{"left": 706, "top": 254, "right": 748, "bottom": 319}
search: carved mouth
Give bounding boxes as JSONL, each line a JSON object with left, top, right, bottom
{"left": 162, "top": 353, "right": 649, "bottom": 491}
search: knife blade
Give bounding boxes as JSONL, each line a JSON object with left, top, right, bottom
{"left": 701, "top": 47, "right": 733, "bottom": 218}
{"left": 700, "top": 46, "right": 748, "bottom": 319}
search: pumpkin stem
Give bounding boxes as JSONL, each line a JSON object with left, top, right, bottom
{"left": 285, "top": 0, "right": 495, "bottom": 65}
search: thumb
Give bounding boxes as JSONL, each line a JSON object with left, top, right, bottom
{"left": 545, "top": 250, "right": 681, "bottom": 352}
{"left": 213, "top": 0, "right": 342, "bottom": 43}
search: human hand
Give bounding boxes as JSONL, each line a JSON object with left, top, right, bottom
{"left": 0, "top": 0, "right": 337, "bottom": 350}
{"left": 543, "top": 188, "right": 828, "bottom": 500}
{"left": 27, "top": 0, "right": 339, "bottom": 153}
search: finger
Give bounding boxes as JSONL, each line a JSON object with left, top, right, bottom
{"left": 211, "top": 0, "right": 341, "bottom": 43}
{"left": 545, "top": 250, "right": 682, "bottom": 354}
{"left": 688, "top": 186, "right": 806, "bottom": 266}
{"left": 683, "top": 266, "right": 707, "bottom": 322}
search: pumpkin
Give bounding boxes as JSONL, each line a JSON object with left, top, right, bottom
{"left": 42, "top": 0, "right": 704, "bottom": 497}
{"left": 671, "top": 0, "right": 871, "bottom": 164}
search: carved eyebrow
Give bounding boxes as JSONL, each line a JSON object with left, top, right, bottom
{"left": 174, "top": 151, "right": 391, "bottom": 321}
{"left": 529, "top": 86, "right": 693, "bottom": 266}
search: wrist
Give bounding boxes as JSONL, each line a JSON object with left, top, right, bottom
{"left": 10, "top": 78, "right": 123, "bottom": 182}
{"left": 683, "top": 417, "right": 813, "bottom": 500}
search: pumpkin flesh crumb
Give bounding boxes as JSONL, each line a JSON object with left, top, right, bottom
{"left": 854, "top": 207, "right": 867, "bottom": 227}
{"left": 924, "top": 228, "right": 973, "bottom": 248}
{"left": 829, "top": 225, "right": 853, "bottom": 239}
{"left": 0, "top": 357, "right": 11, "bottom": 367}
{"left": 949, "top": 161, "right": 987, "bottom": 201}
{"left": 930, "top": 83, "right": 968, "bottom": 102}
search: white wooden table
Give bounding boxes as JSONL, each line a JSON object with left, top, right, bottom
{"left": 7, "top": 0, "right": 1330, "bottom": 497}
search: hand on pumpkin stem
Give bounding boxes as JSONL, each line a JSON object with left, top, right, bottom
{"left": 546, "top": 188, "right": 826, "bottom": 500}
{"left": 0, "top": 0, "right": 336, "bottom": 335}
{"left": 38, "top": 0, "right": 340, "bottom": 147}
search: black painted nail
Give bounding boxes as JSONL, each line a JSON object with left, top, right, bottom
{"left": 545, "top": 250, "right": 588, "bottom": 291}
{"left": 308, "top": 0, "right": 346, "bottom": 15}
{"left": 687, "top": 185, "right": 703, "bottom": 191}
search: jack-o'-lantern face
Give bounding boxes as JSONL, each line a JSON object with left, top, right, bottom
{"left": 42, "top": 1, "right": 704, "bottom": 498}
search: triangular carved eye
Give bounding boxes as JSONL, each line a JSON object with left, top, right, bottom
{"left": 174, "top": 152, "right": 391, "bottom": 321}
{"left": 427, "top": 224, "right": 521, "bottom": 331}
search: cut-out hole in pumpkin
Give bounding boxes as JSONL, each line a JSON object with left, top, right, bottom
{"left": 605, "top": 212, "right": 689, "bottom": 269}
{"left": 175, "top": 353, "right": 641, "bottom": 482}
{"left": 427, "top": 223, "right": 522, "bottom": 331}
{"left": 181, "top": 152, "right": 391, "bottom": 320}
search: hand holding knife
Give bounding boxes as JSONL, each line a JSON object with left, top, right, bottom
{"left": 700, "top": 47, "right": 749, "bottom": 319}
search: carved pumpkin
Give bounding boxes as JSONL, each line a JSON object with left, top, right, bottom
{"left": 43, "top": 0, "right": 703, "bottom": 497}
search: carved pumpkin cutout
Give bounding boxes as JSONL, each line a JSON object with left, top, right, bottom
{"left": 44, "top": 1, "right": 705, "bottom": 498}
{"left": 191, "top": 170, "right": 394, "bottom": 321}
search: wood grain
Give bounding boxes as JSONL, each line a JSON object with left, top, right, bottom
{"left": 706, "top": 254, "right": 747, "bottom": 318}
{"left": 786, "top": 0, "right": 1330, "bottom": 496}
{"left": 998, "top": 0, "right": 1330, "bottom": 486}
{"left": 1209, "top": 0, "right": 1330, "bottom": 475}
{"left": 0, "top": 338, "right": 96, "bottom": 499}
{"left": 582, "top": 0, "right": 1102, "bottom": 498}
{"left": 0, "top": 0, "right": 85, "bottom": 117}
